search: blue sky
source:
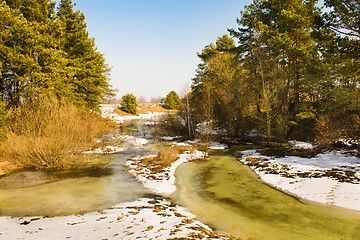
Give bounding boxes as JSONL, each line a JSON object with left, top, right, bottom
{"left": 73, "top": 0, "right": 253, "bottom": 100}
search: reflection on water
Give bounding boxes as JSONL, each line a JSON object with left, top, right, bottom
{"left": 173, "top": 151, "right": 360, "bottom": 240}
{"left": 0, "top": 154, "right": 147, "bottom": 217}
{"left": 0, "top": 119, "right": 157, "bottom": 217}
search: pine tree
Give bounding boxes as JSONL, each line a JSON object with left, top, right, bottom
{"left": 0, "top": 1, "right": 38, "bottom": 105}
{"left": 165, "top": 91, "right": 181, "bottom": 110}
{"left": 121, "top": 93, "right": 138, "bottom": 115}
{"left": 191, "top": 35, "right": 250, "bottom": 136}
{"left": 0, "top": 0, "right": 70, "bottom": 106}
{"left": 228, "top": 0, "right": 323, "bottom": 140}
{"left": 57, "top": 0, "right": 114, "bottom": 111}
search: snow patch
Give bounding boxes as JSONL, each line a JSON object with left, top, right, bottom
{"left": 240, "top": 150, "right": 360, "bottom": 211}
{"left": 288, "top": 140, "right": 314, "bottom": 149}
{"left": 127, "top": 150, "right": 205, "bottom": 197}
{"left": 100, "top": 104, "right": 164, "bottom": 124}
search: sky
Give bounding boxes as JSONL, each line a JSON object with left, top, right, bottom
{"left": 73, "top": 0, "right": 253, "bottom": 100}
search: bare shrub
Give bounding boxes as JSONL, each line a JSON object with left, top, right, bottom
{"left": 151, "top": 114, "right": 188, "bottom": 139}
{"left": 315, "top": 113, "right": 360, "bottom": 146}
{"left": 0, "top": 95, "right": 110, "bottom": 170}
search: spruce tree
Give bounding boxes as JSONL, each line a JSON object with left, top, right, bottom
{"left": 0, "top": 0, "right": 69, "bottom": 106}
{"left": 57, "top": 0, "right": 114, "bottom": 111}
{"left": 165, "top": 91, "right": 181, "bottom": 110}
{"left": 121, "top": 93, "right": 138, "bottom": 115}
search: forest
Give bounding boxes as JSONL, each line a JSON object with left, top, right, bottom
{"left": 0, "top": 1, "right": 360, "bottom": 239}
{"left": 0, "top": 0, "right": 114, "bottom": 110}
{"left": 0, "top": 0, "right": 114, "bottom": 169}
{"left": 0, "top": 0, "right": 359, "bottom": 169}
{"left": 187, "top": 0, "right": 360, "bottom": 146}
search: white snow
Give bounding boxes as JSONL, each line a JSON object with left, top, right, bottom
{"left": 0, "top": 197, "right": 223, "bottom": 240}
{"left": 117, "top": 134, "right": 149, "bottom": 146}
{"left": 83, "top": 134, "right": 148, "bottom": 154}
{"left": 288, "top": 140, "right": 314, "bottom": 149}
{"left": 240, "top": 150, "right": 360, "bottom": 211}
{"left": 160, "top": 136, "right": 181, "bottom": 141}
{"left": 209, "top": 142, "right": 228, "bottom": 150}
{"left": 126, "top": 150, "right": 205, "bottom": 197}
{"left": 99, "top": 104, "right": 164, "bottom": 123}
{"left": 84, "top": 146, "right": 124, "bottom": 154}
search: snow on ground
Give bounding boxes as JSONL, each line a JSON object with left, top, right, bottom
{"left": 117, "top": 134, "right": 149, "bottom": 146}
{"left": 126, "top": 148, "right": 205, "bottom": 197}
{"left": 100, "top": 104, "right": 164, "bottom": 123}
{"left": 84, "top": 146, "right": 125, "bottom": 154}
{"left": 209, "top": 142, "right": 228, "bottom": 150}
{"left": 0, "top": 197, "right": 228, "bottom": 240}
{"left": 184, "top": 139, "right": 228, "bottom": 150}
{"left": 160, "top": 136, "right": 181, "bottom": 141}
{"left": 240, "top": 149, "right": 360, "bottom": 211}
{"left": 0, "top": 140, "right": 230, "bottom": 239}
{"left": 84, "top": 134, "right": 148, "bottom": 154}
{"left": 288, "top": 140, "right": 314, "bottom": 149}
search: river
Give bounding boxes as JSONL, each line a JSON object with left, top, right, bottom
{"left": 173, "top": 150, "right": 360, "bottom": 240}
{"left": 0, "top": 120, "right": 359, "bottom": 239}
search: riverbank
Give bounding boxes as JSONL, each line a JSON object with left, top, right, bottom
{"left": 100, "top": 104, "right": 168, "bottom": 123}
{"left": 1, "top": 105, "right": 359, "bottom": 239}
{"left": 239, "top": 148, "right": 360, "bottom": 211}
{"left": 0, "top": 137, "right": 239, "bottom": 239}
{"left": 0, "top": 196, "right": 232, "bottom": 239}
{"left": 0, "top": 107, "right": 240, "bottom": 239}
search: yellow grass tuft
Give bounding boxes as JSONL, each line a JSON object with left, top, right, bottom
{"left": 0, "top": 95, "right": 113, "bottom": 171}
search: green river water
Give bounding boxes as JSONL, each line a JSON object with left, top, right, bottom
{"left": 1, "top": 119, "right": 359, "bottom": 239}
{"left": 173, "top": 150, "right": 360, "bottom": 240}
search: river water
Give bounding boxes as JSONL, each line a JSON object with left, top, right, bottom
{"left": 0, "top": 153, "right": 148, "bottom": 217}
{"left": 0, "top": 120, "right": 152, "bottom": 217}
{"left": 1, "top": 119, "right": 360, "bottom": 239}
{"left": 173, "top": 150, "right": 360, "bottom": 240}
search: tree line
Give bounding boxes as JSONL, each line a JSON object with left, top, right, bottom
{"left": 0, "top": 0, "right": 115, "bottom": 165}
{"left": 189, "top": 0, "right": 360, "bottom": 145}
{"left": 0, "top": 0, "right": 114, "bottom": 111}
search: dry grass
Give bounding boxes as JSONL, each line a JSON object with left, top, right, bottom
{"left": 0, "top": 160, "right": 17, "bottom": 176}
{"left": 113, "top": 103, "right": 171, "bottom": 116}
{"left": 156, "top": 144, "right": 193, "bottom": 166}
{"left": 0, "top": 96, "right": 113, "bottom": 171}
{"left": 138, "top": 145, "right": 194, "bottom": 175}
{"left": 113, "top": 107, "right": 134, "bottom": 116}
{"left": 137, "top": 103, "right": 170, "bottom": 114}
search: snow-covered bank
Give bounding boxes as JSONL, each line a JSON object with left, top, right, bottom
{"left": 0, "top": 140, "right": 232, "bottom": 239}
{"left": 84, "top": 133, "right": 149, "bottom": 154}
{"left": 100, "top": 104, "right": 165, "bottom": 123}
{"left": 0, "top": 197, "right": 228, "bottom": 240}
{"left": 126, "top": 147, "right": 205, "bottom": 197}
{"left": 239, "top": 149, "right": 360, "bottom": 211}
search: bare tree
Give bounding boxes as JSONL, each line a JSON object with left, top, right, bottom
{"left": 137, "top": 96, "right": 147, "bottom": 104}
{"left": 105, "top": 98, "right": 119, "bottom": 104}
{"left": 199, "top": 82, "right": 214, "bottom": 160}
{"left": 150, "top": 95, "right": 162, "bottom": 104}
{"left": 181, "top": 83, "right": 193, "bottom": 138}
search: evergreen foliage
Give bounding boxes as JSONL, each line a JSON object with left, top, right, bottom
{"left": 165, "top": 91, "right": 181, "bottom": 110}
{"left": 121, "top": 93, "right": 138, "bottom": 115}
{"left": 0, "top": 0, "right": 114, "bottom": 111}
{"left": 190, "top": 0, "right": 360, "bottom": 144}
